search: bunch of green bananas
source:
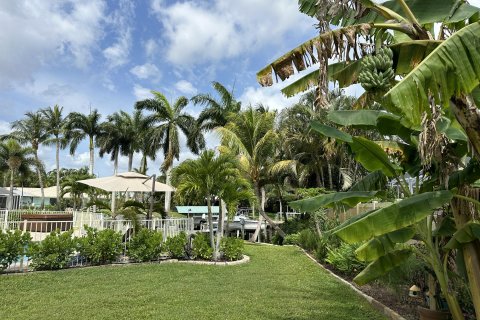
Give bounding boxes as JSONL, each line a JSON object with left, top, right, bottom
{"left": 358, "top": 47, "right": 394, "bottom": 92}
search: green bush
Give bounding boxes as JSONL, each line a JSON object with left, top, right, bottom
{"left": 127, "top": 228, "right": 163, "bottom": 262}
{"left": 77, "top": 227, "right": 123, "bottom": 265}
{"left": 220, "top": 237, "right": 244, "bottom": 261}
{"left": 325, "top": 242, "right": 366, "bottom": 276}
{"left": 192, "top": 233, "right": 213, "bottom": 260}
{"left": 0, "top": 230, "right": 31, "bottom": 272}
{"left": 314, "top": 232, "right": 341, "bottom": 263}
{"left": 28, "top": 230, "right": 76, "bottom": 270}
{"left": 298, "top": 229, "right": 318, "bottom": 252}
{"left": 283, "top": 233, "right": 300, "bottom": 245}
{"left": 165, "top": 232, "right": 187, "bottom": 259}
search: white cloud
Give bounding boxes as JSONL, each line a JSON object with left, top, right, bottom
{"left": 130, "top": 63, "right": 161, "bottom": 80}
{"left": 133, "top": 84, "right": 153, "bottom": 100}
{"left": 68, "top": 152, "right": 91, "bottom": 167}
{"left": 175, "top": 80, "right": 197, "bottom": 95}
{"left": 103, "top": 0, "right": 135, "bottom": 68}
{"left": 0, "top": 0, "right": 106, "bottom": 87}
{"left": 144, "top": 38, "right": 159, "bottom": 58}
{"left": 151, "top": 0, "right": 314, "bottom": 66}
{"left": 0, "top": 120, "right": 11, "bottom": 135}
{"left": 241, "top": 86, "right": 300, "bottom": 111}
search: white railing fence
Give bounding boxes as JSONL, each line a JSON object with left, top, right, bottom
{"left": 1, "top": 209, "right": 194, "bottom": 273}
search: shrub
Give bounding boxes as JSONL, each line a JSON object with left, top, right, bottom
{"left": 325, "top": 241, "right": 365, "bottom": 276}
{"left": 28, "top": 230, "right": 76, "bottom": 271}
{"left": 191, "top": 233, "right": 213, "bottom": 260}
{"left": 77, "top": 227, "right": 123, "bottom": 265}
{"left": 165, "top": 232, "right": 187, "bottom": 259}
{"left": 220, "top": 237, "right": 244, "bottom": 261}
{"left": 298, "top": 229, "right": 318, "bottom": 252}
{"left": 283, "top": 233, "right": 300, "bottom": 245}
{"left": 127, "top": 228, "right": 163, "bottom": 262}
{"left": 0, "top": 230, "right": 31, "bottom": 272}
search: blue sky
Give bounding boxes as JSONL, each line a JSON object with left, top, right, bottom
{"left": 0, "top": 0, "right": 318, "bottom": 177}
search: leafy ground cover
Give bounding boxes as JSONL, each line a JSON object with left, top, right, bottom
{"left": 0, "top": 244, "right": 385, "bottom": 320}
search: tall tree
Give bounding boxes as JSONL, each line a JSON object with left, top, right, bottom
{"left": 191, "top": 81, "right": 241, "bottom": 131}
{"left": 0, "top": 139, "right": 35, "bottom": 209}
{"left": 40, "top": 105, "right": 67, "bottom": 209}
{"left": 135, "top": 91, "right": 205, "bottom": 213}
{"left": 10, "top": 112, "right": 50, "bottom": 208}
{"left": 66, "top": 109, "right": 102, "bottom": 176}
{"left": 172, "top": 150, "right": 243, "bottom": 260}
{"left": 217, "top": 106, "right": 286, "bottom": 238}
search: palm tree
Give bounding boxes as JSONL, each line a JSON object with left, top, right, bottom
{"left": 191, "top": 81, "right": 241, "bottom": 131}
{"left": 108, "top": 110, "right": 150, "bottom": 172}
{"left": 172, "top": 150, "right": 242, "bottom": 260}
{"left": 60, "top": 168, "right": 92, "bottom": 211}
{"left": 135, "top": 91, "right": 205, "bottom": 213}
{"left": 41, "top": 105, "right": 68, "bottom": 209}
{"left": 10, "top": 112, "right": 50, "bottom": 208}
{"left": 66, "top": 109, "right": 102, "bottom": 176}
{"left": 0, "top": 139, "right": 35, "bottom": 209}
{"left": 217, "top": 106, "right": 286, "bottom": 238}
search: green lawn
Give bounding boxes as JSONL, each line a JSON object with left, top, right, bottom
{"left": 0, "top": 244, "right": 386, "bottom": 320}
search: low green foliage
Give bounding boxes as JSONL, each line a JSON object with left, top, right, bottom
{"left": 127, "top": 228, "right": 163, "bottom": 262}
{"left": 28, "top": 230, "right": 75, "bottom": 271}
{"left": 325, "top": 242, "right": 366, "bottom": 276}
{"left": 192, "top": 233, "right": 213, "bottom": 260}
{"left": 283, "top": 232, "right": 300, "bottom": 245}
{"left": 77, "top": 227, "right": 123, "bottom": 265}
{"left": 0, "top": 230, "right": 30, "bottom": 272}
{"left": 298, "top": 228, "right": 319, "bottom": 252}
{"left": 164, "top": 232, "right": 187, "bottom": 259}
{"left": 220, "top": 237, "right": 244, "bottom": 261}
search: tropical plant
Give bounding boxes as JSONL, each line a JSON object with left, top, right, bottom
{"left": 191, "top": 81, "right": 241, "bottom": 131}
{"left": 164, "top": 231, "right": 187, "bottom": 259}
{"left": 217, "top": 107, "right": 286, "bottom": 238}
{"left": 10, "top": 112, "right": 50, "bottom": 208}
{"left": 60, "top": 168, "right": 92, "bottom": 210}
{"left": 0, "top": 139, "right": 35, "bottom": 209}
{"left": 0, "top": 230, "right": 31, "bottom": 272}
{"left": 66, "top": 109, "right": 102, "bottom": 176}
{"left": 260, "top": 1, "right": 480, "bottom": 318}
{"left": 40, "top": 105, "right": 68, "bottom": 209}
{"left": 127, "top": 228, "right": 163, "bottom": 262}
{"left": 135, "top": 91, "right": 205, "bottom": 213}
{"left": 220, "top": 237, "right": 244, "bottom": 261}
{"left": 28, "top": 229, "right": 75, "bottom": 271}
{"left": 191, "top": 232, "right": 213, "bottom": 260}
{"left": 172, "top": 149, "right": 245, "bottom": 260}
{"left": 77, "top": 227, "right": 123, "bottom": 265}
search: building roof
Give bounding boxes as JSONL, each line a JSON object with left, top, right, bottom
{"left": 176, "top": 206, "right": 225, "bottom": 215}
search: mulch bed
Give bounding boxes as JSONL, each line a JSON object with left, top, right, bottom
{"left": 322, "top": 264, "right": 420, "bottom": 320}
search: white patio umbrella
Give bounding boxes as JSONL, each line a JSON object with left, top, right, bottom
{"left": 78, "top": 172, "right": 175, "bottom": 193}
{"left": 78, "top": 172, "right": 175, "bottom": 216}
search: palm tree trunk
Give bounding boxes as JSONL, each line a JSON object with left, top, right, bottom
{"left": 164, "top": 165, "right": 172, "bottom": 214}
{"left": 34, "top": 150, "right": 45, "bottom": 209}
{"left": 89, "top": 136, "right": 94, "bottom": 176}
{"left": 327, "top": 163, "right": 333, "bottom": 190}
{"left": 251, "top": 182, "right": 285, "bottom": 239}
{"left": 56, "top": 140, "right": 61, "bottom": 210}
{"left": 314, "top": 167, "right": 322, "bottom": 187}
{"left": 8, "top": 170, "right": 14, "bottom": 210}
{"left": 128, "top": 153, "right": 133, "bottom": 172}
{"left": 207, "top": 196, "right": 215, "bottom": 251}
{"left": 320, "top": 166, "right": 325, "bottom": 188}
{"left": 214, "top": 199, "right": 226, "bottom": 261}
{"left": 111, "top": 152, "right": 118, "bottom": 215}
{"left": 140, "top": 154, "right": 147, "bottom": 174}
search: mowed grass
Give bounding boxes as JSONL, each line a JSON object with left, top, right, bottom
{"left": 0, "top": 244, "right": 386, "bottom": 320}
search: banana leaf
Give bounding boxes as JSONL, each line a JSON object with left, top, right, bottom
{"left": 356, "top": 227, "right": 415, "bottom": 261}
{"left": 350, "top": 137, "right": 401, "bottom": 177}
{"left": 310, "top": 121, "right": 353, "bottom": 143}
{"left": 390, "top": 40, "right": 442, "bottom": 74}
{"left": 353, "top": 249, "right": 413, "bottom": 285}
{"left": 385, "top": 22, "right": 480, "bottom": 127}
{"left": 327, "top": 110, "right": 400, "bottom": 128}
{"left": 445, "top": 221, "right": 480, "bottom": 250}
{"left": 349, "top": 170, "right": 387, "bottom": 192}
{"left": 289, "top": 191, "right": 378, "bottom": 212}
{"left": 334, "top": 190, "right": 453, "bottom": 243}
{"left": 433, "top": 216, "right": 457, "bottom": 237}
